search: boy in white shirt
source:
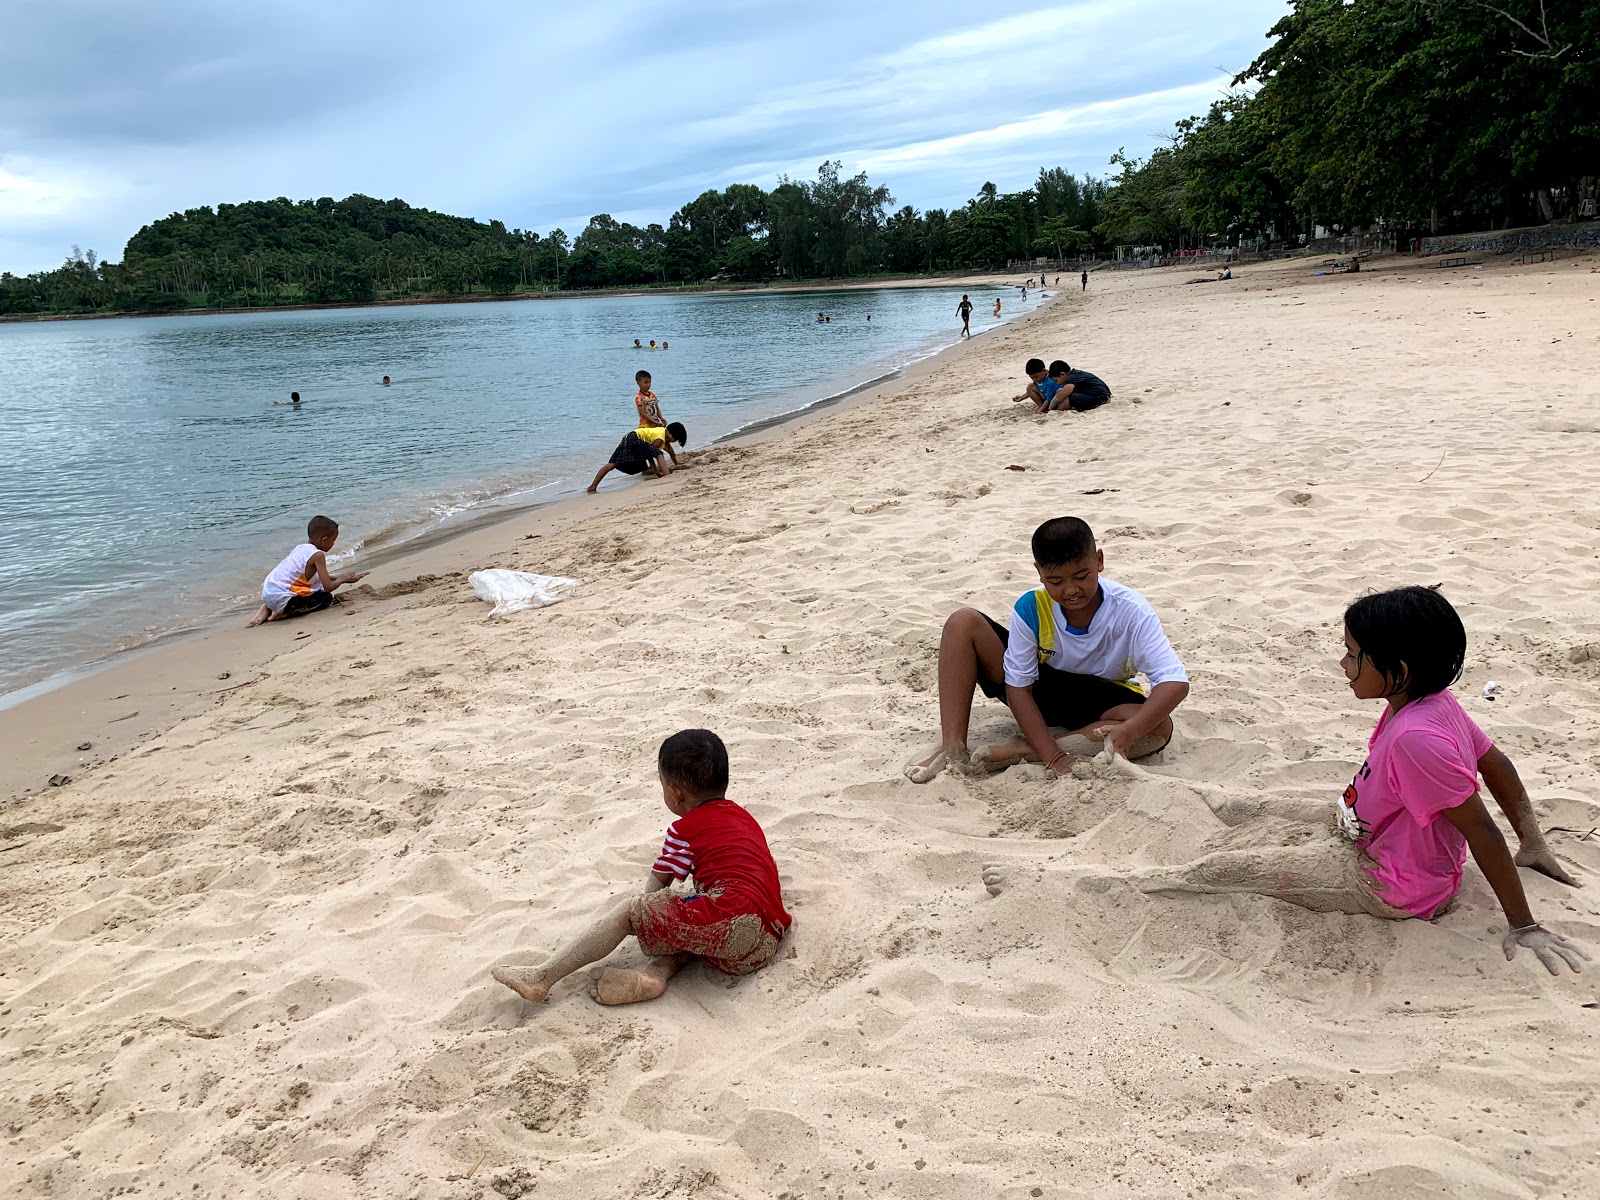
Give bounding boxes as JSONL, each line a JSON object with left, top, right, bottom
{"left": 905, "top": 516, "right": 1190, "bottom": 782}
{"left": 246, "top": 515, "right": 367, "bottom": 626}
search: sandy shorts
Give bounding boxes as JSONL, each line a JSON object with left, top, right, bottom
{"left": 629, "top": 888, "right": 783, "bottom": 976}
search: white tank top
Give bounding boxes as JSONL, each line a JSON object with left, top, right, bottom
{"left": 261, "top": 543, "right": 322, "bottom": 609}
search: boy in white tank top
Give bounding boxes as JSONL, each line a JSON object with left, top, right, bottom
{"left": 247, "top": 515, "right": 367, "bottom": 626}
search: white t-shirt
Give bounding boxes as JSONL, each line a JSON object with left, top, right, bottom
{"left": 1002, "top": 577, "right": 1188, "bottom": 692}
{"left": 261, "top": 543, "right": 323, "bottom": 612}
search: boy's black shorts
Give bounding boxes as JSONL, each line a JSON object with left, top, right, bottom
{"left": 977, "top": 614, "right": 1145, "bottom": 729}
{"left": 280, "top": 591, "right": 334, "bottom": 618}
{"left": 609, "top": 431, "right": 662, "bottom": 475}
{"left": 1068, "top": 388, "right": 1110, "bottom": 412}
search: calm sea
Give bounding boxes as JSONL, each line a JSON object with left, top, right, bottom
{"left": 0, "top": 283, "right": 1046, "bottom": 697}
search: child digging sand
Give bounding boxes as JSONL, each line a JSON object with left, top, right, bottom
{"left": 983, "top": 586, "right": 1586, "bottom": 975}
{"left": 906, "top": 517, "right": 1190, "bottom": 782}
{"left": 493, "top": 729, "right": 792, "bottom": 1006}
{"left": 247, "top": 515, "right": 366, "bottom": 626}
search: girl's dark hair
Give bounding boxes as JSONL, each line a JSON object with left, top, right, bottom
{"left": 1343, "top": 586, "right": 1466, "bottom": 699}
{"left": 658, "top": 729, "right": 729, "bottom": 798}
{"left": 666, "top": 421, "right": 688, "bottom": 446}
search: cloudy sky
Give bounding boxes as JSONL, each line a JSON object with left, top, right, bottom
{"left": 0, "top": 0, "right": 1288, "bottom": 273}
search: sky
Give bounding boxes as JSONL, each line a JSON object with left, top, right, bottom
{"left": 0, "top": 0, "right": 1290, "bottom": 273}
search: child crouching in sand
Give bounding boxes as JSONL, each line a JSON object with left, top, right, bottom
{"left": 493, "top": 729, "right": 792, "bottom": 1006}
{"left": 247, "top": 515, "right": 366, "bottom": 626}
{"left": 1129, "top": 586, "right": 1586, "bottom": 975}
{"left": 906, "top": 517, "right": 1190, "bottom": 782}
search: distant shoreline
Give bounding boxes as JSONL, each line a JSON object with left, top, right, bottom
{"left": 0, "top": 269, "right": 1047, "bottom": 324}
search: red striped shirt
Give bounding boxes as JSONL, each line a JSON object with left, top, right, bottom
{"left": 652, "top": 799, "right": 791, "bottom": 935}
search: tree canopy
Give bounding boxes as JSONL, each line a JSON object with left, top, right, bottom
{"left": 1096, "top": 0, "right": 1599, "bottom": 248}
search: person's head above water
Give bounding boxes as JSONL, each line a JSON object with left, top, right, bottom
{"left": 1031, "top": 517, "right": 1102, "bottom": 621}
{"left": 635, "top": 370, "right": 652, "bottom": 389}
{"left": 306, "top": 514, "right": 339, "bottom": 552}
{"left": 657, "top": 728, "right": 729, "bottom": 813}
{"left": 649, "top": 340, "right": 657, "bottom": 348}
{"left": 661, "top": 341, "right": 668, "bottom": 349}
{"left": 381, "top": 376, "right": 391, "bottom": 385}
{"left": 1342, "top": 586, "right": 1466, "bottom": 703}
{"left": 290, "top": 391, "right": 301, "bottom": 403}
{"left": 634, "top": 339, "right": 642, "bottom": 347}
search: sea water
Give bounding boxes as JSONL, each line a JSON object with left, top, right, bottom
{"left": 0, "top": 283, "right": 1046, "bottom": 696}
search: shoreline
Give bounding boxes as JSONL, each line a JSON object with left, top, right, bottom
{"left": 0, "top": 289, "right": 1068, "bottom": 802}
{"left": 0, "top": 267, "right": 1050, "bottom": 324}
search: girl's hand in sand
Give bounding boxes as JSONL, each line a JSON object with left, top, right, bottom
{"left": 1501, "top": 924, "right": 1588, "bottom": 976}
{"left": 1514, "top": 843, "right": 1581, "bottom": 888}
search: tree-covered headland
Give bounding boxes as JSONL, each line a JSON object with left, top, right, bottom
{"left": 3, "top": 0, "right": 1593, "bottom": 317}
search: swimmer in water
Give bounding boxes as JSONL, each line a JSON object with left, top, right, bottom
{"left": 382, "top": 376, "right": 391, "bottom": 386}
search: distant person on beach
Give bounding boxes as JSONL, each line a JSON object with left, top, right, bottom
{"left": 587, "top": 422, "right": 688, "bottom": 492}
{"left": 634, "top": 370, "right": 664, "bottom": 429}
{"left": 1081, "top": 271, "right": 1088, "bottom": 291}
{"left": 993, "top": 298, "right": 1002, "bottom": 318}
{"left": 957, "top": 295, "right": 973, "bottom": 338}
{"left": 247, "top": 515, "right": 367, "bottom": 626}
{"left": 492, "top": 729, "right": 792, "bottom": 1006}
{"left": 1099, "top": 586, "right": 1587, "bottom": 976}
{"left": 381, "top": 376, "right": 391, "bottom": 386}
{"left": 1044, "top": 360, "right": 1112, "bottom": 413}
{"left": 1011, "top": 357, "right": 1053, "bottom": 411}
{"left": 1219, "top": 266, "right": 1232, "bottom": 281}
{"left": 905, "top": 517, "right": 1189, "bottom": 783}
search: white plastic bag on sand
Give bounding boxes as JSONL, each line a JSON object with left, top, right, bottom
{"left": 468, "top": 569, "right": 580, "bottom": 617}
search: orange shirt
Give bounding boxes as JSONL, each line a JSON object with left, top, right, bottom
{"left": 635, "top": 390, "right": 663, "bottom": 426}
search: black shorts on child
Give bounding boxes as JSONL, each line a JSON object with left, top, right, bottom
{"left": 609, "top": 431, "right": 663, "bottom": 476}
{"left": 280, "top": 591, "right": 334, "bottom": 618}
{"left": 977, "top": 614, "right": 1145, "bottom": 729}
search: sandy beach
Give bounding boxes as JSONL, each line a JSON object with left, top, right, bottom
{"left": 3, "top": 253, "right": 1599, "bottom": 1198}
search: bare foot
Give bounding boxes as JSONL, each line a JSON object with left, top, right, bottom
{"left": 904, "top": 743, "right": 967, "bottom": 784}
{"left": 593, "top": 966, "right": 668, "bottom": 1005}
{"left": 491, "top": 965, "right": 552, "bottom": 1003}
{"left": 246, "top": 604, "right": 271, "bottom": 628}
{"left": 585, "top": 485, "right": 598, "bottom": 494}
{"left": 982, "top": 863, "right": 1008, "bottom": 896}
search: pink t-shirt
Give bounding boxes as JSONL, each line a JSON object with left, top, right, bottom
{"left": 1336, "top": 690, "right": 1492, "bottom": 918}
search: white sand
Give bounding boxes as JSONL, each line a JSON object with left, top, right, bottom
{"left": 3, "top": 255, "right": 1599, "bottom": 1198}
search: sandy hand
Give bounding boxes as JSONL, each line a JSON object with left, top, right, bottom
{"left": 1501, "top": 924, "right": 1588, "bottom": 976}
{"left": 1515, "top": 844, "right": 1581, "bottom": 888}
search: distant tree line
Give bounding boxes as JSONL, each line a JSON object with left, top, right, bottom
{"left": 0, "top": 164, "right": 1105, "bottom": 316}
{"left": 1098, "top": 0, "right": 1599, "bottom": 247}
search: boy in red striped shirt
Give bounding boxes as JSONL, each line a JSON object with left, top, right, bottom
{"left": 493, "top": 729, "right": 791, "bottom": 1006}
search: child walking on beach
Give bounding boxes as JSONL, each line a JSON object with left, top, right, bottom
{"left": 906, "top": 517, "right": 1190, "bottom": 782}
{"left": 493, "top": 729, "right": 792, "bottom": 1006}
{"left": 1131, "top": 586, "right": 1586, "bottom": 975}
{"left": 247, "top": 515, "right": 366, "bottom": 626}
{"left": 587, "top": 422, "right": 688, "bottom": 492}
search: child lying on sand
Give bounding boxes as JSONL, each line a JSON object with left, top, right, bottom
{"left": 247, "top": 515, "right": 366, "bottom": 626}
{"left": 493, "top": 729, "right": 792, "bottom": 1005}
{"left": 906, "top": 517, "right": 1190, "bottom": 782}
{"left": 985, "top": 586, "right": 1586, "bottom": 975}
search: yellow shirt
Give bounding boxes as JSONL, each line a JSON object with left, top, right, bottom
{"left": 634, "top": 425, "right": 668, "bottom": 448}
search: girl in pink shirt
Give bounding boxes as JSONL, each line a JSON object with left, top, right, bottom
{"left": 1132, "top": 586, "right": 1585, "bottom": 975}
